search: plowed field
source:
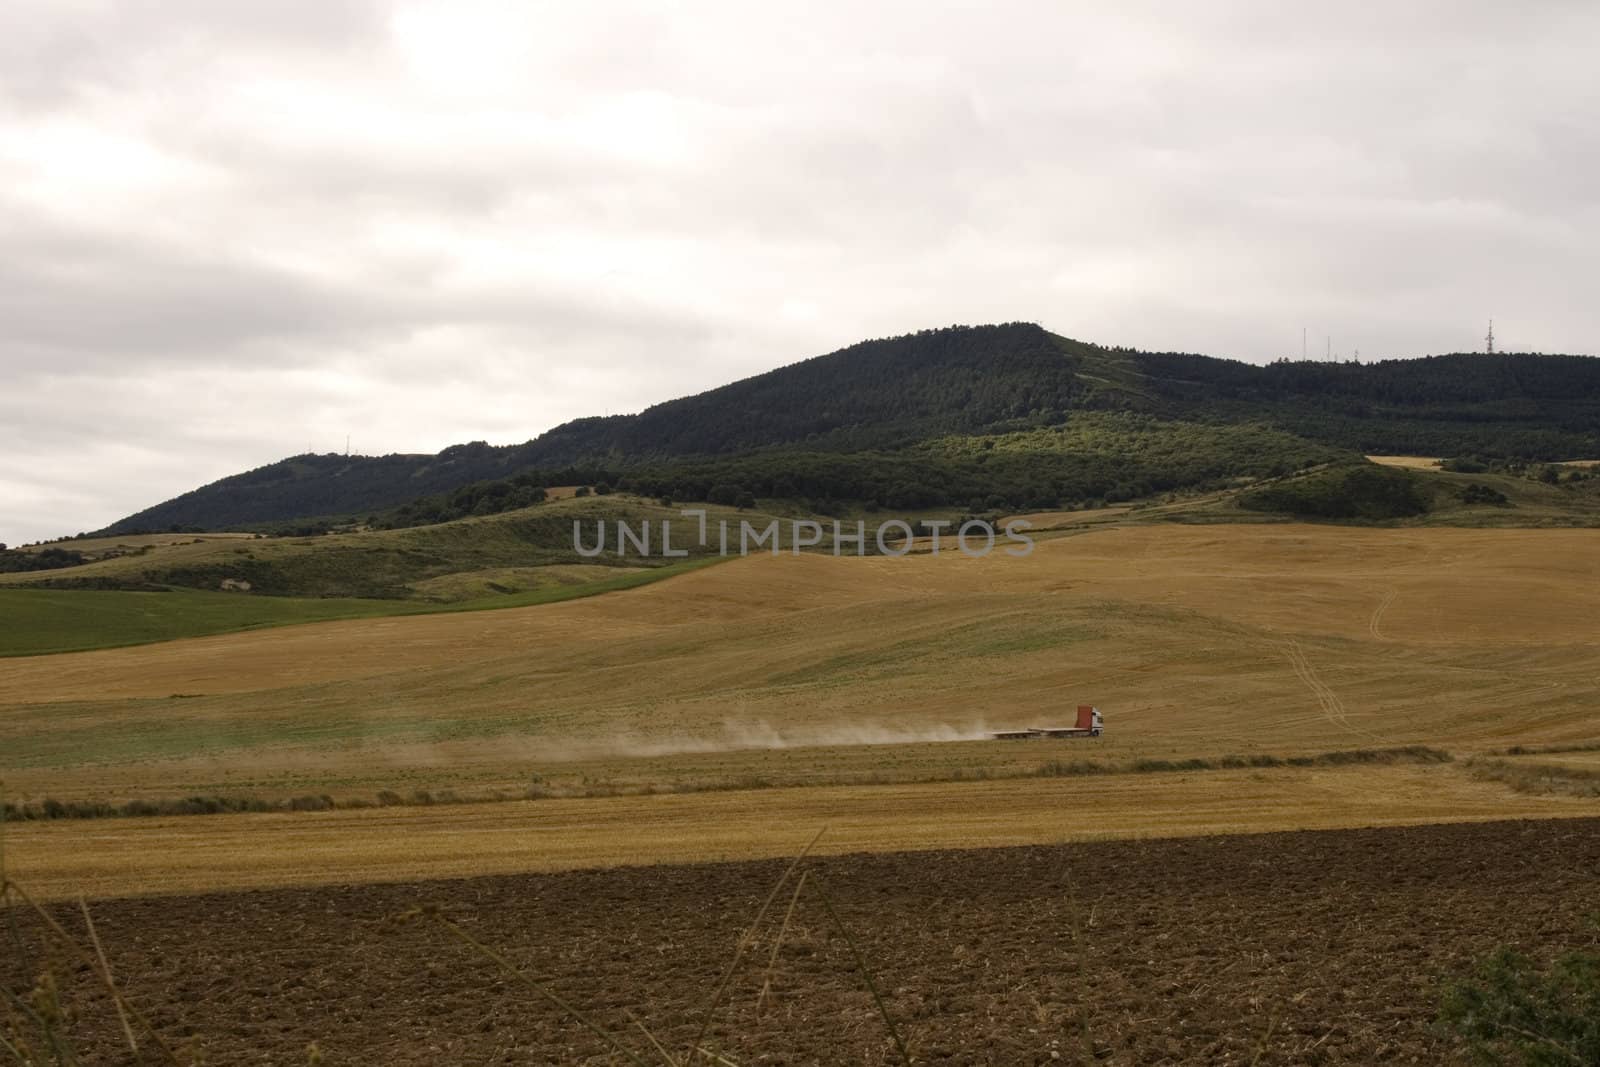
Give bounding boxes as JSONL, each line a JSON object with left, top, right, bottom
{"left": 7, "top": 817, "right": 1597, "bottom": 1065}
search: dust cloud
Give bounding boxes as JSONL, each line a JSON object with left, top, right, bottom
{"left": 533, "top": 720, "right": 1000, "bottom": 762}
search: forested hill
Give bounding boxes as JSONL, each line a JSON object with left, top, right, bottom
{"left": 106, "top": 324, "right": 1139, "bottom": 532}
{"left": 530, "top": 324, "right": 1138, "bottom": 461}
{"left": 103, "top": 324, "right": 1600, "bottom": 533}
{"left": 1134, "top": 350, "right": 1600, "bottom": 457}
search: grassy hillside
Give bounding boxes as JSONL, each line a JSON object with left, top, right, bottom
{"left": 1221, "top": 459, "right": 1600, "bottom": 527}
{"left": 1410, "top": 467, "right": 1600, "bottom": 526}
{"left": 17, "top": 454, "right": 1600, "bottom": 655}
{"left": 0, "top": 492, "right": 1008, "bottom": 652}
{"left": 0, "top": 560, "right": 719, "bottom": 657}
{"left": 18, "top": 497, "right": 763, "bottom": 600}
{"left": 98, "top": 323, "right": 1600, "bottom": 535}
{"left": 1, "top": 496, "right": 765, "bottom": 653}
{"left": 0, "top": 588, "right": 407, "bottom": 657}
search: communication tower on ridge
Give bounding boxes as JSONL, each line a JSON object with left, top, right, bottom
{"left": 1486, "top": 319, "right": 1496, "bottom": 355}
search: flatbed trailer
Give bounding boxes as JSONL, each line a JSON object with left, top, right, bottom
{"left": 990, "top": 705, "right": 1103, "bottom": 740}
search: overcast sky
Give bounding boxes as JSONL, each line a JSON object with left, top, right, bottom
{"left": 2, "top": 1, "right": 1597, "bottom": 544}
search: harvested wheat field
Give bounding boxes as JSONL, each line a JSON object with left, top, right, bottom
{"left": 4, "top": 525, "right": 1598, "bottom": 792}
{"left": 3, "top": 524, "right": 1598, "bottom": 901}
{"left": 8, "top": 763, "right": 1594, "bottom": 900}
{"left": 1365, "top": 455, "right": 1444, "bottom": 470}
{"left": 7, "top": 817, "right": 1597, "bottom": 1065}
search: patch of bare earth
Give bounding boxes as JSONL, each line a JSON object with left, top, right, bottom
{"left": 7, "top": 817, "right": 1597, "bottom": 1065}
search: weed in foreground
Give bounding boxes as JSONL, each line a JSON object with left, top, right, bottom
{"left": 1, "top": 784, "right": 185, "bottom": 1065}
{"left": 1438, "top": 931, "right": 1600, "bottom": 1065}
{"left": 4, "top": 792, "right": 910, "bottom": 1065}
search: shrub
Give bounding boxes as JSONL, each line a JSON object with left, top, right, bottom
{"left": 1460, "top": 483, "right": 1512, "bottom": 507}
{"left": 1131, "top": 758, "right": 1215, "bottom": 773}
{"left": 1439, "top": 944, "right": 1600, "bottom": 1065}
{"left": 1238, "top": 462, "right": 1433, "bottom": 520}
{"left": 0, "top": 546, "right": 88, "bottom": 573}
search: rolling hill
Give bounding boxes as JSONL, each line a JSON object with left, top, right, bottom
{"left": 6, "top": 523, "right": 1600, "bottom": 817}
{"left": 99, "top": 323, "right": 1600, "bottom": 534}
{"left": 7, "top": 458, "right": 1598, "bottom": 655}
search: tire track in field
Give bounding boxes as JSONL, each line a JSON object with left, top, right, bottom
{"left": 1368, "top": 588, "right": 1398, "bottom": 641}
{"left": 1283, "top": 639, "right": 1387, "bottom": 743}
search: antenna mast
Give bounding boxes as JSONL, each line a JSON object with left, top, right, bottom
{"left": 1485, "top": 319, "right": 1496, "bottom": 355}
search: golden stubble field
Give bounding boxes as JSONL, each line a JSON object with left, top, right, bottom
{"left": 3, "top": 523, "right": 1599, "bottom": 897}
{"left": 6, "top": 765, "right": 1591, "bottom": 900}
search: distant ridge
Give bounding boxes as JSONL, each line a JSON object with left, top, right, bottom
{"left": 104, "top": 324, "right": 1600, "bottom": 533}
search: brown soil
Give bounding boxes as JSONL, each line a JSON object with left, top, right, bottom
{"left": 7, "top": 817, "right": 1599, "bottom": 1065}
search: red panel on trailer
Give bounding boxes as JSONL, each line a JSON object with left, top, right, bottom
{"left": 1076, "top": 705, "right": 1095, "bottom": 730}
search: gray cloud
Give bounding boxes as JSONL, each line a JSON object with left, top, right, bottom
{"left": 2, "top": 0, "right": 1597, "bottom": 544}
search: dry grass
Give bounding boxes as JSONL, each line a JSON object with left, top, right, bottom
{"left": 13, "top": 531, "right": 257, "bottom": 554}
{"left": 542, "top": 485, "right": 585, "bottom": 500}
{"left": 999, "top": 505, "right": 1133, "bottom": 529}
{"left": 3, "top": 524, "right": 1596, "bottom": 761}
{"left": 4, "top": 764, "right": 1594, "bottom": 901}
{"left": 1366, "top": 455, "right": 1444, "bottom": 470}
{"left": 2, "top": 523, "right": 1598, "bottom": 898}
{"left": 0, "top": 745, "right": 1455, "bottom": 821}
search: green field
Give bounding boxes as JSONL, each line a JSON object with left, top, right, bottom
{"left": 0, "top": 558, "right": 720, "bottom": 657}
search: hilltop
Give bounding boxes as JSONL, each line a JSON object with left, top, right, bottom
{"left": 100, "top": 323, "right": 1600, "bottom": 534}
